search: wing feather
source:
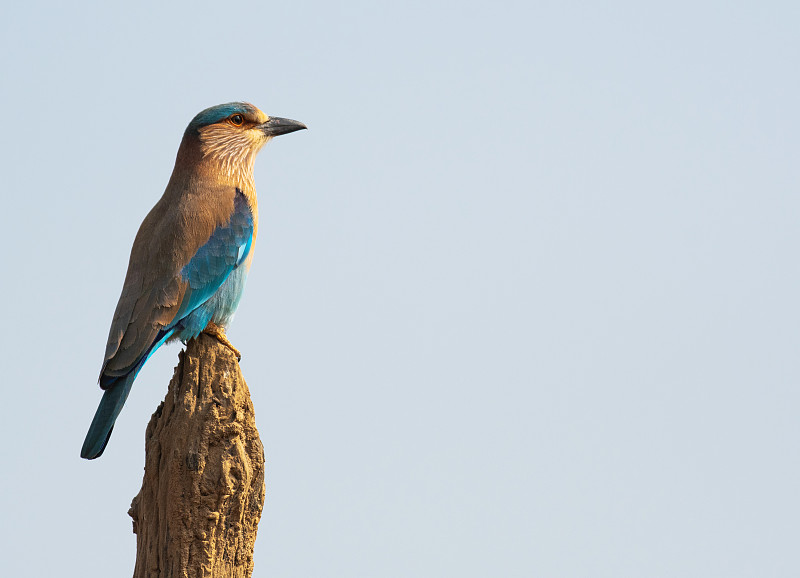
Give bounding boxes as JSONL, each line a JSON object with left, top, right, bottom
{"left": 100, "top": 188, "right": 253, "bottom": 385}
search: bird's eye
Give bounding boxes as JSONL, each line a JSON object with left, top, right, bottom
{"left": 229, "top": 114, "right": 244, "bottom": 126}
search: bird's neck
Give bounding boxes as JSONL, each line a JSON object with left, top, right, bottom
{"left": 203, "top": 150, "right": 258, "bottom": 191}
{"left": 171, "top": 139, "right": 259, "bottom": 193}
{"left": 164, "top": 153, "right": 259, "bottom": 238}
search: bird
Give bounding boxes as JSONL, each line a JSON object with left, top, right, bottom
{"left": 80, "top": 102, "right": 306, "bottom": 459}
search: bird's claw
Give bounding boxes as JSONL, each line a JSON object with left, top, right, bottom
{"left": 202, "top": 324, "right": 242, "bottom": 361}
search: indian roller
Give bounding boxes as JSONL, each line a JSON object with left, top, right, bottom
{"left": 81, "top": 102, "right": 306, "bottom": 459}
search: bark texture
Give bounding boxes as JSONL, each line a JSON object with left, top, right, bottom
{"left": 129, "top": 333, "right": 265, "bottom": 578}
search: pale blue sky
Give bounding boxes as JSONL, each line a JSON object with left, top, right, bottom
{"left": 1, "top": 1, "right": 799, "bottom": 576}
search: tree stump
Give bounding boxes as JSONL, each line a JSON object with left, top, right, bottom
{"left": 129, "top": 333, "right": 265, "bottom": 578}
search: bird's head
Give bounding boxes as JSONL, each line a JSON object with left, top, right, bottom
{"left": 181, "top": 102, "right": 306, "bottom": 184}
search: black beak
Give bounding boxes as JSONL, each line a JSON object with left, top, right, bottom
{"left": 259, "top": 116, "right": 307, "bottom": 137}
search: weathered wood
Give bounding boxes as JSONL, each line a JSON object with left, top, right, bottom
{"left": 129, "top": 333, "right": 265, "bottom": 578}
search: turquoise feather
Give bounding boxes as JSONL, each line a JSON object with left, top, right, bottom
{"left": 81, "top": 102, "right": 305, "bottom": 459}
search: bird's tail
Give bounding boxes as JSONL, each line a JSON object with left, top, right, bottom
{"left": 82, "top": 327, "right": 176, "bottom": 459}
{"left": 80, "top": 373, "right": 135, "bottom": 460}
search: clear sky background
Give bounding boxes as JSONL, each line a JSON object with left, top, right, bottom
{"left": 1, "top": 1, "right": 798, "bottom": 576}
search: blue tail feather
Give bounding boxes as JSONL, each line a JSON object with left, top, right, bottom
{"left": 80, "top": 373, "right": 136, "bottom": 459}
{"left": 81, "top": 327, "right": 176, "bottom": 459}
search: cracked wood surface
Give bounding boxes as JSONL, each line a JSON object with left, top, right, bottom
{"left": 129, "top": 333, "right": 265, "bottom": 578}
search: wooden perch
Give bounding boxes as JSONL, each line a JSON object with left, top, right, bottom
{"left": 129, "top": 333, "right": 265, "bottom": 578}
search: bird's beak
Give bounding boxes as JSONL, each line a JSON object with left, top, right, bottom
{"left": 259, "top": 117, "right": 307, "bottom": 137}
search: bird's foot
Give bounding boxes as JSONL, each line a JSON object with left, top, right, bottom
{"left": 202, "top": 323, "right": 242, "bottom": 361}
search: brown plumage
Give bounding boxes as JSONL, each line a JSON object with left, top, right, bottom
{"left": 82, "top": 102, "right": 306, "bottom": 459}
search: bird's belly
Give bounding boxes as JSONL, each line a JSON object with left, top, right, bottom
{"left": 175, "top": 265, "right": 249, "bottom": 341}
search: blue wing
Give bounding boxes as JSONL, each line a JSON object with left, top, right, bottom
{"left": 174, "top": 190, "right": 254, "bottom": 321}
{"left": 82, "top": 190, "right": 253, "bottom": 459}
